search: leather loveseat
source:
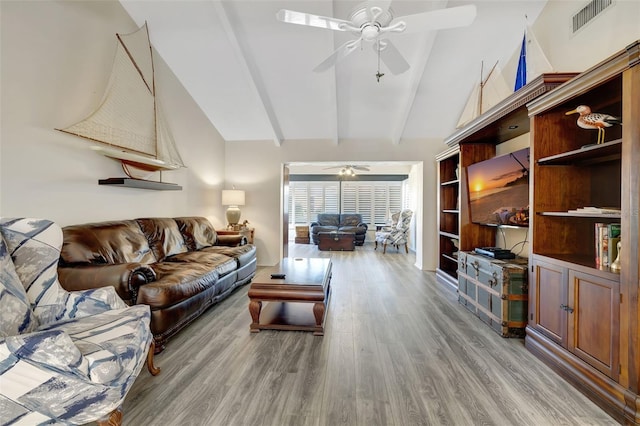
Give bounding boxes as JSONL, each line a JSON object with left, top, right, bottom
{"left": 310, "top": 213, "right": 368, "bottom": 245}
{"left": 57, "top": 217, "right": 256, "bottom": 353}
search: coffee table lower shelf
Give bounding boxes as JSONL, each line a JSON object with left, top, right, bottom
{"left": 249, "top": 301, "right": 327, "bottom": 335}
{"left": 248, "top": 257, "right": 332, "bottom": 336}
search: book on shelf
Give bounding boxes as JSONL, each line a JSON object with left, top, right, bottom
{"left": 608, "top": 223, "right": 621, "bottom": 268}
{"left": 595, "top": 222, "right": 621, "bottom": 268}
{"left": 570, "top": 206, "right": 621, "bottom": 214}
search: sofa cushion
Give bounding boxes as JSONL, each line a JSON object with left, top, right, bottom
{"left": 0, "top": 233, "right": 38, "bottom": 337}
{"left": 1, "top": 218, "right": 70, "bottom": 325}
{"left": 166, "top": 251, "right": 238, "bottom": 275}
{"left": 316, "top": 213, "right": 340, "bottom": 227}
{"left": 310, "top": 225, "right": 339, "bottom": 234}
{"left": 138, "top": 258, "right": 236, "bottom": 308}
{"left": 339, "top": 214, "right": 363, "bottom": 226}
{"left": 174, "top": 217, "right": 217, "bottom": 250}
{"left": 61, "top": 220, "right": 155, "bottom": 265}
{"left": 137, "top": 218, "right": 188, "bottom": 261}
{"left": 202, "top": 244, "right": 257, "bottom": 268}
{"left": 339, "top": 225, "right": 366, "bottom": 235}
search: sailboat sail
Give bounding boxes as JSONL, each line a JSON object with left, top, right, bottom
{"left": 456, "top": 61, "right": 511, "bottom": 129}
{"left": 456, "top": 24, "right": 553, "bottom": 129}
{"left": 58, "top": 23, "right": 184, "bottom": 172}
{"left": 523, "top": 24, "right": 554, "bottom": 83}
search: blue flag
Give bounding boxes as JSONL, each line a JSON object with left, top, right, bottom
{"left": 514, "top": 33, "right": 526, "bottom": 91}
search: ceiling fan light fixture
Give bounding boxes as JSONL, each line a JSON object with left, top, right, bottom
{"left": 361, "top": 24, "right": 379, "bottom": 41}
{"left": 339, "top": 166, "right": 356, "bottom": 176}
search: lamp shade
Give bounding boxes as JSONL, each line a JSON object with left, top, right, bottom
{"left": 222, "top": 189, "right": 245, "bottom": 206}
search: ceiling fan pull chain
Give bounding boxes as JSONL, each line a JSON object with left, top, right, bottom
{"left": 376, "top": 41, "right": 384, "bottom": 82}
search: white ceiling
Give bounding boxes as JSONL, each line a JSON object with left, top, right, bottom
{"left": 119, "top": 0, "right": 547, "bottom": 145}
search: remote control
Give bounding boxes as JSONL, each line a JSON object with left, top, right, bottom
{"left": 271, "top": 273, "right": 286, "bottom": 279}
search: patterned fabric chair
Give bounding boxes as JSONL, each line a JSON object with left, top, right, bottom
{"left": 0, "top": 218, "right": 156, "bottom": 425}
{"left": 374, "top": 209, "right": 413, "bottom": 254}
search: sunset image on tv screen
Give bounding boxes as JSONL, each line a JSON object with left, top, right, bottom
{"left": 466, "top": 147, "right": 529, "bottom": 227}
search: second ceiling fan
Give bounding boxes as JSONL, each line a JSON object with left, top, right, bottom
{"left": 324, "top": 165, "right": 370, "bottom": 176}
{"left": 276, "top": 2, "right": 476, "bottom": 76}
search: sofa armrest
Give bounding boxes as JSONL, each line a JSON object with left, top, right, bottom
{"left": 310, "top": 222, "right": 319, "bottom": 227}
{"left": 358, "top": 223, "right": 369, "bottom": 231}
{"left": 58, "top": 263, "right": 156, "bottom": 305}
{"left": 2, "top": 330, "right": 89, "bottom": 379}
{"left": 216, "top": 234, "right": 245, "bottom": 246}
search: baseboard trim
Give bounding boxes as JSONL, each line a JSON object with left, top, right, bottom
{"left": 525, "top": 326, "right": 637, "bottom": 425}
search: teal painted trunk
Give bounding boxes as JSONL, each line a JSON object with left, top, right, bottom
{"left": 457, "top": 251, "right": 528, "bottom": 337}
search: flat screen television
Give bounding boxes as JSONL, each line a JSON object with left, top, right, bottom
{"left": 466, "top": 147, "right": 530, "bottom": 227}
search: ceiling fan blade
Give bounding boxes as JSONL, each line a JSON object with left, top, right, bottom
{"left": 375, "top": 40, "right": 410, "bottom": 75}
{"left": 276, "top": 9, "right": 351, "bottom": 31}
{"left": 390, "top": 5, "right": 477, "bottom": 33}
{"left": 365, "top": 1, "right": 393, "bottom": 21}
{"left": 352, "top": 166, "right": 370, "bottom": 171}
{"left": 313, "top": 39, "right": 361, "bottom": 72}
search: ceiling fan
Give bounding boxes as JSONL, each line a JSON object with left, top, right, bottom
{"left": 324, "top": 164, "right": 370, "bottom": 176}
{"left": 276, "top": 2, "right": 476, "bottom": 75}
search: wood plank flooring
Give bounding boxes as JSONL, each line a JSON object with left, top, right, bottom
{"left": 123, "top": 243, "right": 617, "bottom": 425}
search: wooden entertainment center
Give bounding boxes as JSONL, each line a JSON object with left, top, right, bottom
{"left": 436, "top": 73, "right": 575, "bottom": 289}
{"left": 525, "top": 41, "right": 639, "bottom": 424}
{"left": 436, "top": 41, "right": 639, "bottom": 424}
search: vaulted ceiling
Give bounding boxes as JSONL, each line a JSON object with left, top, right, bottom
{"left": 119, "top": 0, "right": 547, "bottom": 146}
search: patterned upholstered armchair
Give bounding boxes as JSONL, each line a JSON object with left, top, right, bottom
{"left": 0, "top": 218, "right": 158, "bottom": 425}
{"left": 374, "top": 209, "right": 414, "bottom": 254}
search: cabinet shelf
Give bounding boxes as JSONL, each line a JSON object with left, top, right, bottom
{"left": 442, "top": 253, "right": 458, "bottom": 263}
{"left": 439, "top": 231, "right": 459, "bottom": 239}
{"left": 538, "top": 211, "right": 621, "bottom": 219}
{"left": 537, "top": 139, "right": 622, "bottom": 166}
{"left": 442, "top": 209, "right": 459, "bottom": 214}
{"left": 534, "top": 253, "right": 620, "bottom": 281}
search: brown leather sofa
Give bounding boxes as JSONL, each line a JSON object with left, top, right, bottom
{"left": 57, "top": 216, "right": 257, "bottom": 353}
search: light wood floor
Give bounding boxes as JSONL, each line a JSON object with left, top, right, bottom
{"left": 123, "top": 243, "right": 617, "bottom": 425}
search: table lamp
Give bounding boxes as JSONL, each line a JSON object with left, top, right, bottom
{"left": 222, "top": 189, "right": 245, "bottom": 228}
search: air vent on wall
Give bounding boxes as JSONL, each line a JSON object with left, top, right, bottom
{"left": 573, "top": 0, "right": 613, "bottom": 33}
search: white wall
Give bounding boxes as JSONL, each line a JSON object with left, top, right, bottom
{"left": 225, "top": 139, "right": 440, "bottom": 268}
{"left": 0, "top": 1, "right": 227, "bottom": 228}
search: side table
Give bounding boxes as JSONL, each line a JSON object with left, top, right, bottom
{"left": 218, "top": 228, "right": 255, "bottom": 244}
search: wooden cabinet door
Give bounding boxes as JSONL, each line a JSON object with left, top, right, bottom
{"left": 567, "top": 270, "right": 620, "bottom": 380}
{"left": 530, "top": 257, "right": 568, "bottom": 347}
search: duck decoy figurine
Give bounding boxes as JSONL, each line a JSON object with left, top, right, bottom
{"left": 565, "top": 105, "right": 622, "bottom": 144}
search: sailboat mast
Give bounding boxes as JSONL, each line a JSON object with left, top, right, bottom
{"left": 116, "top": 30, "right": 153, "bottom": 95}
{"left": 480, "top": 61, "right": 499, "bottom": 116}
{"left": 144, "top": 23, "right": 160, "bottom": 177}
{"left": 478, "top": 61, "right": 483, "bottom": 117}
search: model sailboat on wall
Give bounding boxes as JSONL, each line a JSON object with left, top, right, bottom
{"left": 58, "top": 23, "right": 184, "bottom": 187}
{"left": 456, "top": 23, "right": 554, "bottom": 129}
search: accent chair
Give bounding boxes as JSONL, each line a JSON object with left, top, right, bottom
{"left": 0, "top": 218, "right": 157, "bottom": 425}
{"left": 374, "top": 209, "right": 413, "bottom": 254}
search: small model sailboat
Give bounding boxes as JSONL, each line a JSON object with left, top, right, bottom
{"left": 456, "top": 23, "right": 553, "bottom": 129}
{"left": 58, "top": 23, "right": 184, "bottom": 181}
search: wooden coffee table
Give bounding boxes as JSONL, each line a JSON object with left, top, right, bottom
{"left": 248, "top": 258, "right": 332, "bottom": 335}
